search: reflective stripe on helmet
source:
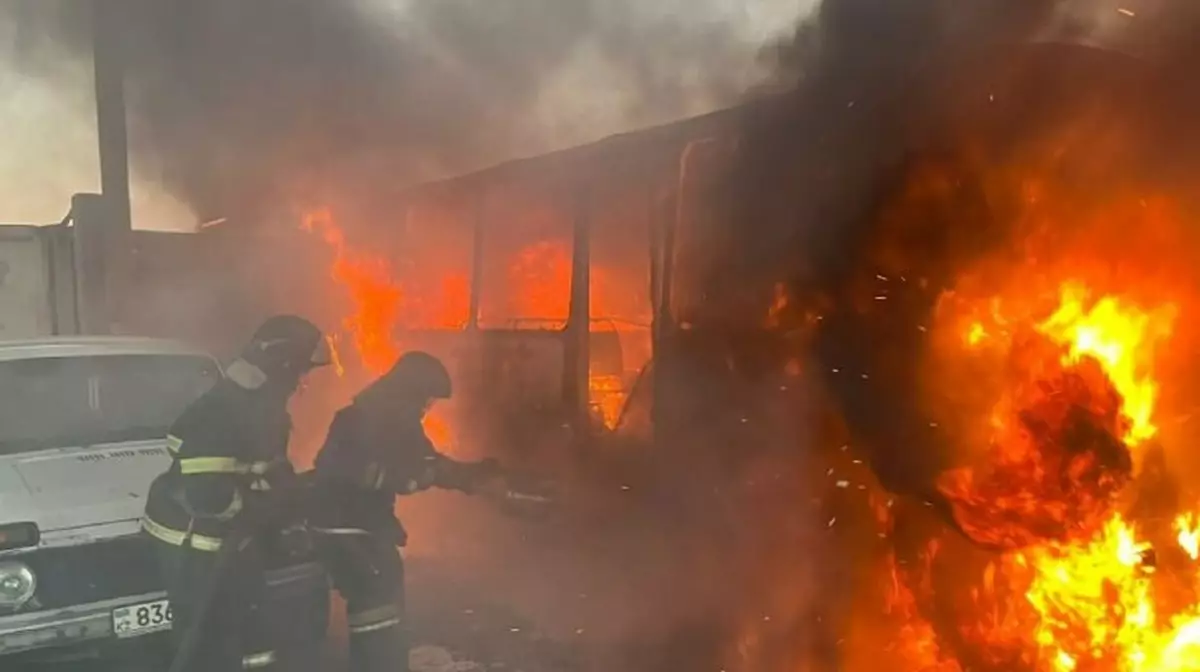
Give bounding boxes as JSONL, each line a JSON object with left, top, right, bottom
{"left": 140, "top": 516, "right": 223, "bottom": 552}
{"left": 166, "top": 434, "right": 183, "bottom": 454}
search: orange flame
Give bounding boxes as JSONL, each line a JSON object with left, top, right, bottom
{"left": 1034, "top": 282, "right": 1176, "bottom": 445}
{"left": 305, "top": 208, "right": 647, "bottom": 444}
{"left": 302, "top": 208, "right": 402, "bottom": 374}
{"left": 325, "top": 334, "right": 346, "bottom": 378}
{"left": 504, "top": 240, "right": 572, "bottom": 328}
{"left": 885, "top": 552, "right": 963, "bottom": 671}
{"left": 1177, "top": 514, "right": 1200, "bottom": 562}
{"left": 1019, "top": 515, "right": 1200, "bottom": 671}
{"left": 303, "top": 209, "right": 459, "bottom": 450}
{"left": 960, "top": 282, "right": 1175, "bottom": 448}
{"left": 924, "top": 277, "right": 1200, "bottom": 670}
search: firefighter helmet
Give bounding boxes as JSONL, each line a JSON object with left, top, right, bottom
{"left": 238, "top": 314, "right": 329, "bottom": 382}
{"left": 383, "top": 351, "right": 452, "bottom": 401}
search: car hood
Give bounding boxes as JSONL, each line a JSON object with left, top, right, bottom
{"left": 0, "top": 440, "right": 170, "bottom": 540}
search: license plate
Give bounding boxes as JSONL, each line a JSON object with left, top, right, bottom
{"left": 112, "top": 598, "right": 173, "bottom": 638}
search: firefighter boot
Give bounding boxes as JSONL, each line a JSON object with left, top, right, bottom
{"left": 347, "top": 602, "right": 409, "bottom": 672}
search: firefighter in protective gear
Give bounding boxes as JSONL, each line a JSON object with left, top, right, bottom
{"left": 142, "top": 315, "right": 330, "bottom": 671}
{"left": 312, "top": 351, "right": 502, "bottom": 672}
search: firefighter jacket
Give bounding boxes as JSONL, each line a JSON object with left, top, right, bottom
{"left": 141, "top": 377, "right": 295, "bottom": 553}
{"left": 311, "top": 402, "right": 492, "bottom": 546}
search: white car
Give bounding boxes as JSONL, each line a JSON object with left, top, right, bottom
{"left": 0, "top": 336, "right": 327, "bottom": 662}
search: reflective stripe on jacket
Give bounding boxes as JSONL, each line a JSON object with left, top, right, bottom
{"left": 143, "top": 378, "right": 293, "bottom": 550}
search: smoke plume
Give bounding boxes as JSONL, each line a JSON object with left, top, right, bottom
{"left": 708, "top": 0, "right": 1200, "bottom": 492}
{"left": 662, "top": 1, "right": 1200, "bottom": 668}
{"left": 0, "top": 0, "right": 813, "bottom": 229}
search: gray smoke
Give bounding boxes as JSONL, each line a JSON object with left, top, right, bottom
{"left": 692, "top": 0, "right": 1200, "bottom": 342}
{"left": 0, "top": 0, "right": 813, "bottom": 228}
{"left": 670, "top": 1, "right": 1200, "bottom": 667}
{"left": 709, "top": 0, "right": 1200, "bottom": 504}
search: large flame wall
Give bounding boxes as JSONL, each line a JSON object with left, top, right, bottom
{"left": 704, "top": 42, "right": 1200, "bottom": 672}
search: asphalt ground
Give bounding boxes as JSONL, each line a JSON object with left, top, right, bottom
{"left": 11, "top": 559, "right": 587, "bottom": 672}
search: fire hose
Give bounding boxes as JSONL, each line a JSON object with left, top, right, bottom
{"left": 165, "top": 470, "right": 553, "bottom": 671}
{"left": 165, "top": 472, "right": 318, "bottom": 672}
{"left": 165, "top": 525, "right": 258, "bottom": 672}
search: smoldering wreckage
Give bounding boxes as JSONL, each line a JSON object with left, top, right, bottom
{"left": 12, "top": 1, "right": 1200, "bottom": 671}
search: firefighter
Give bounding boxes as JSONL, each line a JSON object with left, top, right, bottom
{"left": 141, "top": 314, "right": 330, "bottom": 671}
{"left": 311, "top": 351, "right": 503, "bottom": 672}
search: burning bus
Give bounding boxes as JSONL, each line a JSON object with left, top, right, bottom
{"left": 280, "top": 103, "right": 752, "bottom": 472}
{"left": 693, "top": 23, "right": 1200, "bottom": 672}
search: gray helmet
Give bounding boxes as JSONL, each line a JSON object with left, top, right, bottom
{"left": 239, "top": 314, "right": 329, "bottom": 380}
{"left": 382, "top": 351, "right": 452, "bottom": 401}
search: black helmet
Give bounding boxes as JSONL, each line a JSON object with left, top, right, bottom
{"left": 235, "top": 315, "right": 329, "bottom": 384}
{"left": 381, "top": 351, "right": 452, "bottom": 401}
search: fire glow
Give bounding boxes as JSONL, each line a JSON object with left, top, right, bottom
{"left": 302, "top": 208, "right": 634, "bottom": 437}
{"left": 889, "top": 275, "right": 1200, "bottom": 671}
{"left": 302, "top": 209, "right": 403, "bottom": 374}
{"left": 1035, "top": 283, "right": 1174, "bottom": 446}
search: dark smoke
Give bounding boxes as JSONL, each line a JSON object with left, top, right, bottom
{"left": 668, "top": 1, "right": 1200, "bottom": 668}
{"left": 708, "top": 0, "right": 1200, "bottom": 495}
{"left": 2, "top": 0, "right": 801, "bottom": 225}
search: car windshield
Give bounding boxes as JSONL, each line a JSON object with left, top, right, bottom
{"left": 0, "top": 353, "right": 218, "bottom": 455}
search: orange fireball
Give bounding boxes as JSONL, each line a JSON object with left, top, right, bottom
{"left": 937, "top": 283, "right": 1174, "bottom": 551}
{"left": 919, "top": 276, "right": 1200, "bottom": 671}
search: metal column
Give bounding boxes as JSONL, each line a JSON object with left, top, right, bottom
{"left": 92, "top": 0, "right": 132, "bottom": 233}
{"left": 90, "top": 1, "right": 132, "bottom": 332}
{"left": 467, "top": 185, "right": 486, "bottom": 330}
{"left": 564, "top": 184, "right": 592, "bottom": 439}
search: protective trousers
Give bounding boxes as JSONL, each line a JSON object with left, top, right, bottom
{"left": 155, "top": 538, "right": 276, "bottom": 671}
{"left": 320, "top": 534, "right": 408, "bottom": 672}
